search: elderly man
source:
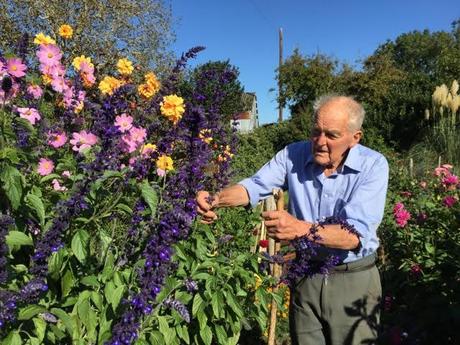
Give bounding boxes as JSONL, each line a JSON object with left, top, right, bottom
{"left": 197, "top": 95, "right": 389, "bottom": 345}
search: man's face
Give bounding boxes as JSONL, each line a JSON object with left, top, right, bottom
{"left": 310, "top": 100, "right": 361, "bottom": 169}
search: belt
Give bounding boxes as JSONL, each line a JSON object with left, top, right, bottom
{"left": 330, "top": 254, "right": 376, "bottom": 273}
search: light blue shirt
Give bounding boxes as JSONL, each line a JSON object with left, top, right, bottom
{"left": 239, "top": 141, "right": 389, "bottom": 263}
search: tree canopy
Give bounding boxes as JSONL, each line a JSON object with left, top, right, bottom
{"left": 277, "top": 20, "right": 460, "bottom": 149}
{"left": 0, "top": 0, "right": 175, "bottom": 74}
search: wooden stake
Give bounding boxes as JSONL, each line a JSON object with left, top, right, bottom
{"left": 268, "top": 189, "right": 284, "bottom": 345}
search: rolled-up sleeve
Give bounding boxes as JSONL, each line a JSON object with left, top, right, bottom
{"left": 238, "top": 147, "right": 288, "bottom": 208}
{"left": 338, "top": 155, "right": 389, "bottom": 254}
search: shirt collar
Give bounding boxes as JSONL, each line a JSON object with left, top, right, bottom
{"left": 305, "top": 142, "right": 362, "bottom": 173}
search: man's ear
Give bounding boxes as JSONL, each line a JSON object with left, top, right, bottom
{"left": 350, "top": 130, "right": 362, "bottom": 147}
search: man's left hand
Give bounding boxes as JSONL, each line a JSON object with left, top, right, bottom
{"left": 262, "top": 210, "right": 311, "bottom": 241}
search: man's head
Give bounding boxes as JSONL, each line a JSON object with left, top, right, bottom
{"left": 310, "top": 95, "right": 364, "bottom": 170}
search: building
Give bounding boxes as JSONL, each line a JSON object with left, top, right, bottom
{"left": 232, "top": 92, "right": 259, "bottom": 133}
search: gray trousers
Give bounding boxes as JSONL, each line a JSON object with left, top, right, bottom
{"left": 290, "top": 255, "right": 381, "bottom": 345}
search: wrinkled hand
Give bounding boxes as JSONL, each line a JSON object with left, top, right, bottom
{"left": 262, "top": 210, "right": 310, "bottom": 241}
{"left": 196, "top": 191, "right": 219, "bottom": 224}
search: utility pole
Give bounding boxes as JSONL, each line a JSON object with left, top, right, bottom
{"left": 278, "top": 27, "right": 283, "bottom": 123}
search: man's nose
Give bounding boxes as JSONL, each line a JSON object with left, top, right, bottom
{"left": 315, "top": 132, "right": 327, "bottom": 146}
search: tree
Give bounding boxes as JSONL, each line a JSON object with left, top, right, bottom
{"left": 0, "top": 0, "right": 175, "bottom": 74}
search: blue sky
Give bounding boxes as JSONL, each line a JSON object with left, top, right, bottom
{"left": 170, "top": 0, "right": 459, "bottom": 124}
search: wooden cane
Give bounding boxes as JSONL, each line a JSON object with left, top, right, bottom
{"left": 268, "top": 189, "right": 284, "bottom": 345}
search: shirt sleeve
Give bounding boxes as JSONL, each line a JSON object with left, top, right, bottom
{"left": 338, "top": 154, "right": 389, "bottom": 251}
{"left": 238, "top": 147, "right": 288, "bottom": 208}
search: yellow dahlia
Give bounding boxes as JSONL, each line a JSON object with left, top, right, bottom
{"left": 160, "top": 94, "right": 185, "bottom": 124}
{"left": 58, "top": 24, "right": 73, "bottom": 39}
{"left": 72, "top": 55, "right": 94, "bottom": 71}
{"left": 138, "top": 84, "right": 156, "bottom": 99}
{"left": 156, "top": 155, "right": 174, "bottom": 171}
{"left": 98, "top": 76, "right": 124, "bottom": 95}
{"left": 33, "top": 33, "right": 56, "bottom": 46}
{"left": 117, "top": 58, "right": 134, "bottom": 76}
{"left": 145, "top": 72, "right": 161, "bottom": 91}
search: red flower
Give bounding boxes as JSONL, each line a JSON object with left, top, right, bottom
{"left": 259, "top": 239, "right": 269, "bottom": 248}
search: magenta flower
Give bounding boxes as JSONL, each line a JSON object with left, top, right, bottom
{"left": 443, "top": 196, "right": 457, "bottom": 208}
{"left": 47, "top": 131, "right": 67, "bottom": 148}
{"left": 16, "top": 107, "right": 41, "bottom": 125}
{"left": 114, "top": 113, "right": 134, "bottom": 132}
{"left": 36, "top": 44, "right": 62, "bottom": 67}
{"left": 70, "top": 130, "right": 98, "bottom": 152}
{"left": 26, "top": 84, "right": 43, "bottom": 99}
{"left": 128, "top": 126, "right": 147, "bottom": 143}
{"left": 6, "top": 58, "right": 27, "bottom": 78}
{"left": 393, "top": 202, "right": 411, "bottom": 227}
{"left": 37, "top": 158, "right": 54, "bottom": 176}
{"left": 395, "top": 209, "right": 411, "bottom": 227}
{"left": 442, "top": 174, "right": 459, "bottom": 187}
{"left": 121, "top": 135, "right": 137, "bottom": 153}
{"left": 393, "top": 202, "right": 405, "bottom": 215}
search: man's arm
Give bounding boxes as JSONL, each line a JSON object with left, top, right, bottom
{"left": 263, "top": 211, "right": 360, "bottom": 250}
{"left": 196, "top": 184, "right": 249, "bottom": 224}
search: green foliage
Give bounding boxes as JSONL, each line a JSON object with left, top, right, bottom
{"left": 132, "top": 207, "right": 277, "bottom": 345}
{"left": 231, "top": 121, "right": 296, "bottom": 182}
{"left": 0, "top": 0, "right": 175, "bottom": 73}
{"left": 277, "top": 21, "right": 460, "bottom": 150}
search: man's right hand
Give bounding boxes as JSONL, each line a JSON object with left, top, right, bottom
{"left": 196, "top": 191, "right": 219, "bottom": 224}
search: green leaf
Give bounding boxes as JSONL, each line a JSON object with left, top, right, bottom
{"left": 18, "top": 305, "right": 47, "bottom": 320}
{"left": 225, "top": 291, "right": 244, "bottom": 319}
{"left": 101, "top": 251, "right": 115, "bottom": 282}
{"left": 105, "top": 282, "right": 125, "bottom": 311}
{"left": 1, "top": 330, "right": 22, "bottom": 345}
{"left": 80, "top": 275, "right": 99, "bottom": 288}
{"left": 6, "top": 231, "right": 33, "bottom": 247}
{"left": 425, "top": 242, "right": 435, "bottom": 254}
{"left": 39, "top": 173, "right": 61, "bottom": 183}
{"left": 197, "top": 310, "right": 208, "bottom": 331}
{"left": 194, "top": 272, "right": 212, "bottom": 280}
{"left": 61, "top": 269, "right": 74, "bottom": 298}
{"left": 0, "top": 165, "right": 23, "bottom": 210}
{"left": 25, "top": 193, "right": 46, "bottom": 227}
{"left": 33, "top": 317, "right": 47, "bottom": 342}
{"left": 211, "top": 292, "right": 223, "bottom": 318}
{"left": 90, "top": 291, "right": 103, "bottom": 311}
{"left": 115, "top": 203, "right": 132, "bottom": 214}
{"left": 149, "top": 331, "right": 165, "bottom": 345}
{"left": 157, "top": 316, "right": 175, "bottom": 344}
{"left": 71, "top": 230, "right": 89, "bottom": 263}
{"left": 192, "top": 293, "right": 204, "bottom": 317}
{"left": 140, "top": 180, "right": 158, "bottom": 215}
{"left": 176, "top": 324, "right": 190, "bottom": 344}
{"left": 48, "top": 249, "right": 65, "bottom": 278}
{"left": 77, "top": 299, "right": 90, "bottom": 327}
{"left": 200, "top": 325, "right": 213, "bottom": 345}
{"left": 214, "top": 324, "right": 228, "bottom": 344}
{"left": 0, "top": 147, "right": 19, "bottom": 164}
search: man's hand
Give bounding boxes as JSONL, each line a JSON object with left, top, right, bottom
{"left": 263, "top": 210, "right": 311, "bottom": 241}
{"left": 196, "top": 191, "right": 219, "bottom": 224}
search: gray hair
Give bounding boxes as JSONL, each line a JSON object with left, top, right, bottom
{"left": 313, "top": 94, "right": 365, "bottom": 131}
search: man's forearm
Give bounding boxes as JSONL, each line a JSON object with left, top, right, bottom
{"left": 215, "top": 184, "right": 250, "bottom": 208}
{"left": 306, "top": 223, "right": 360, "bottom": 250}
